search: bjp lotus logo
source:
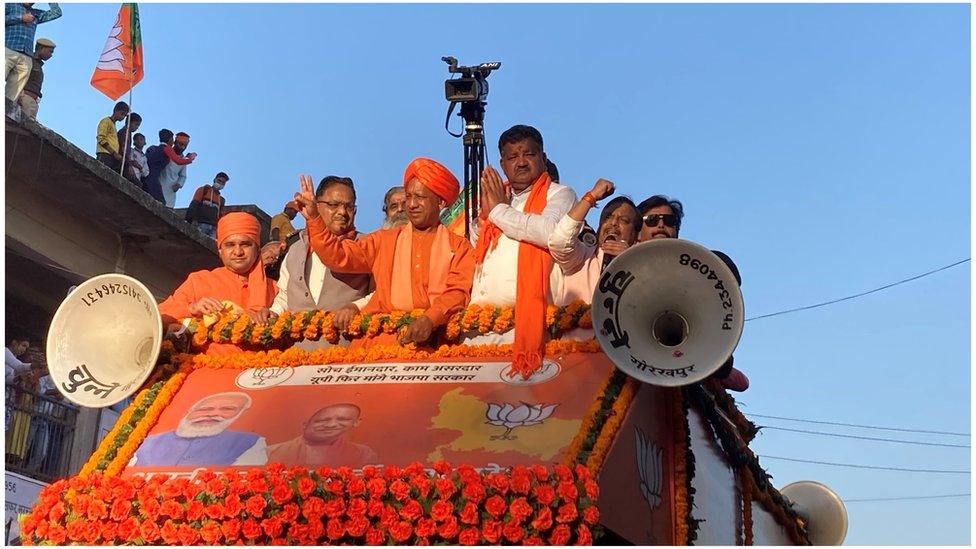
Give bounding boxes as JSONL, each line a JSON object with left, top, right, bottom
{"left": 485, "top": 402, "right": 559, "bottom": 440}
{"left": 235, "top": 366, "right": 294, "bottom": 389}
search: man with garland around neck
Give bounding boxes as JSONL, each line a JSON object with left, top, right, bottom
{"left": 295, "top": 158, "right": 475, "bottom": 345}
{"left": 468, "top": 124, "right": 577, "bottom": 378}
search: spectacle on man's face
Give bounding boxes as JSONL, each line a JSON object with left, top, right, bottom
{"left": 303, "top": 406, "right": 361, "bottom": 442}
{"left": 638, "top": 205, "right": 679, "bottom": 242}
{"left": 598, "top": 203, "right": 639, "bottom": 246}
{"left": 500, "top": 139, "right": 547, "bottom": 191}
{"left": 186, "top": 397, "right": 247, "bottom": 425}
{"left": 219, "top": 234, "right": 259, "bottom": 274}
{"left": 317, "top": 184, "right": 357, "bottom": 235}
{"left": 385, "top": 191, "right": 407, "bottom": 219}
{"left": 404, "top": 178, "right": 444, "bottom": 230}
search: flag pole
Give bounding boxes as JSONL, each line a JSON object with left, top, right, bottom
{"left": 118, "top": 49, "right": 134, "bottom": 178}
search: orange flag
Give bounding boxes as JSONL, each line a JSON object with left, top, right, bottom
{"left": 91, "top": 3, "right": 144, "bottom": 100}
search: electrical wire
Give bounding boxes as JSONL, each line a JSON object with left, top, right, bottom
{"left": 748, "top": 413, "right": 969, "bottom": 437}
{"left": 757, "top": 426, "right": 971, "bottom": 448}
{"left": 745, "top": 258, "right": 970, "bottom": 322}
{"left": 759, "top": 455, "right": 970, "bottom": 474}
{"left": 843, "top": 493, "right": 970, "bottom": 503}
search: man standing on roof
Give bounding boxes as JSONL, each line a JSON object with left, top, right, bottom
{"left": 159, "top": 131, "right": 196, "bottom": 207}
{"left": 5, "top": 3, "right": 61, "bottom": 113}
{"left": 185, "top": 172, "right": 229, "bottom": 238}
{"left": 270, "top": 201, "right": 300, "bottom": 243}
{"left": 16, "top": 37, "right": 54, "bottom": 120}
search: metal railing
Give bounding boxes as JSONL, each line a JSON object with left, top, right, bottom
{"left": 5, "top": 382, "right": 78, "bottom": 483}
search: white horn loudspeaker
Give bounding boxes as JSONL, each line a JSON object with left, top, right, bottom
{"left": 780, "top": 480, "right": 849, "bottom": 545}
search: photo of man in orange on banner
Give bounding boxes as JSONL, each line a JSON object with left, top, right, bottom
{"left": 123, "top": 353, "right": 616, "bottom": 476}
{"left": 91, "top": 3, "right": 144, "bottom": 100}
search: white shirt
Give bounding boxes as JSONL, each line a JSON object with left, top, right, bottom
{"left": 470, "top": 181, "right": 576, "bottom": 306}
{"left": 129, "top": 147, "right": 150, "bottom": 178}
{"left": 160, "top": 161, "right": 187, "bottom": 207}
{"left": 548, "top": 214, "right": 598, "bottom": 277}
{"left": 5, "top": 347, "right": 30, "bottom": 379}
{"left": 271, "top": 242, "right": 371, "bottom": 315}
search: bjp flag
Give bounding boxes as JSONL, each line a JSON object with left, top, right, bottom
{"left": 91, "top": 3, "right": 144, "bottom": 100}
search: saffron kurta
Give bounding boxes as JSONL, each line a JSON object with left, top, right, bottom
{"left": 266, "top": 435, "right": 378, "bottom": 468}
{"left": 306, "top": 216, "right": 474, "bottom": 327}
{"left": 158, "top": 266, "right": 277, "bottom": 323}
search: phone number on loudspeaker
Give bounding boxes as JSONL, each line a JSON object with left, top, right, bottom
{"left": 677, "top": 253, "right": 736, "bottom": 330}
{"left": 79, "top": 283, "right": 144, "bottom": 308}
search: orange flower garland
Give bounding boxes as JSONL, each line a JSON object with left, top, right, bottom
{"left": 585, "top": 377, "right": 639, "bottom": 473}
{"left": 740, "top": 465, "right": 755, "bottom": 546}
{"left": 562, "top": 371, "right": 617, "bottom": 470}
{"left": 78, "top": 386, "right": 153, "bottom": 477}
{"left": 672, "top": 388, "right": 691, "bottom": 546}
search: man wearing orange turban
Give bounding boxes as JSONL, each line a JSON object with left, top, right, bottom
{"left": 295, "top": 158, "right": 475, "bottom": 344}
{"left": 159, "top": 212, "right": 278, "bottom": 351}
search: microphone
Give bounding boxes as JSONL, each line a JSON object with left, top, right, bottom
{"left": 602, "top": 252, "right": 615, "bottom": 271}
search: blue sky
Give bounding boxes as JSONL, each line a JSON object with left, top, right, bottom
{"left": 30, "top": 3, "right": 970, "bottom": 544}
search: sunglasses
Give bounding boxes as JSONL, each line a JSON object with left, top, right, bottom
{"left": 643, "top": 214, "right": 678, "bottom": 228}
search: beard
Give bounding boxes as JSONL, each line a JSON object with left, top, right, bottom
{"left": 382, "top": 211, "right": 409, "bottom": 230}
{"left": 176, "top": 414, "right": 238, "bottom": 438}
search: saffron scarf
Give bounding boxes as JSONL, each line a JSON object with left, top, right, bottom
{"left": 474, "top": 172, "right": 553, "bottom": 379}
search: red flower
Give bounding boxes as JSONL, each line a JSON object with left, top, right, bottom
{"left": 160, "top": 520, "right": 180, "bottom": 545}
{"left": 297, "top": 475, "right": 317, "bottom": 498}
{"left": 361, "top": 465, "right": 379, "bottom": 479}
{"left": 487, "top": 473, "right": 510, "bottom": 495}
{"left": 410, "top": 474, "right": 433, "bottom": 498}
{"left": 224, "top": 494, "right": 243, "bottom": 517}
{"left": 245, "top": 494, "right": 267, "bottom": 517}
{"left": 139, "top": 519, "right": 161, "bottom": 543}
{"left": 390, "top": 520, "right": 414, "bottom": 542}
{"left": 365, "top": 527, "right": 386, "bottom": 545}
{"left": 186, "top": 499, "right": 205, "bottom": 521}
{"left": 432, "top": 460, "right": 452, "bottom": 475}
{"left": 404, "top": 461, "right": 425, "bottom": 476}
{"left": 308, "top": 520, "right": 325, "bottom": 542}
{"left": 431, "top": 500, "right": 454, "bottom": 522}
{"left": 457, "top": 464, "right": 479, "bottom": 484}
{"left": 380, "top": 504, "right": 399, "bottom": 529}
{"left": 485, "top": 494, "right": 507, "bottom": 518}
{"left": 262, "top": 516, "right": 284, "bottom": 538}
{"left": 301, "top": 496, "right": 326, "bottom": 520}
{"left": 326, "top": 518, "right": 346, "bottom": 540}
{"left": 459, "top": 526, "right": 481, "bottom": 545}
{"left": 267, "top": 462, "right": 286, "bottom": 475}
{"left": 324, "top": 497, "right": 346, "bottom": 518}
{"left": 533, "top": 484, "right": 556, "bottom": 506}
{"left": 160, "top": 481, "right": 182, "bottom": 500}
{"left": 366, "top": 499, "right": 385, "bottom": 518}
{"left": 249, "top": 477, "right": 270, "bottom": 494}
{"left": 509, "top": 496, "right": 533, "bottom": 522}
{"left": 66, "top": 520, "right": 86, "bottom": 542}
{"left": 400, "top": 499, "right": 423, "bottom": 521}
{"left": 221, "top": 518, "right": 241, "bottom": 543}
{"left": 200, "top": 521, "right": 224, "bottom": 545}
{"left": 557, "top": 480, "right": 579, "bottom": 502}
{"left": 86, "top": 499, "right": 108, "bottom": 520}
{"left": 118, "top": 518, "right": 140, "bottom": 543}
{"left": 416, "top": 537, "right": 431, "bottom": 545}
{"left": 46, "top": 523, "right": 66, "bottom": 545}
{"left": 326, "top": 479, "right": 345, "bottom": 495}
{"left": 347, "top": 497, "right": 367, "bottom": 518}
{"left": 435, "top": 478, "right": 457, "bottom": 500}
{"left": 584, "top": 479, "right": 599, "bottom": 500}
{"left": 415, "top": 517, "right": 437, "bottom": 538}
{"left": 389, "top": 479, "right": 411, "bottom": 501}
{"left": 554, "top": 464, "right": 573, "bottom": 481}
{"left": 531, "top": 464, "right": 550, "bottom": 482}
{"left": 177, "top": 523, "right": 201, "bottom": 545}
{"left": 271, "top": 483, "right": 293, "bottom": 505}
{"left": 346, "top": 516, "right": 369, "bottom": 538}
{"left": 366, "top": 477, "right": 387, "bottom": 498}
{"left": 182, "top": 482, "right": 202, "bottom": 501}
{"left": 549, "top": 524, "right": 572, "bottom": 546}
{"left": 242, "top": 518, "right": 262, "bottom": 540}
{"left": 531, "top": 506, "right": 554, "bottom": 532}
{"left": 583, "top": 506, "right": 600, "bottom": 526}
{"left": 459, "top": 501, "right": 480, "bottom": 525}
{"left": 574, "top": 463, "right": 591, "bottom": 481}
{"left": 100, "top": 520, "right": 119, "bottom": 543}
{"left": 315, "top": 465, "right": 334, "bottom": 479}
{"left": 383, "top": 464, "right": 402, "bottom": 480}
{"left": 280, "top": 502, "right": 300, "bottom": 523}
{"left": 482, "top": 519, "right": 503, "bottom": 543}
{"left": 524, "top": 535, "right": 545, "bottom": 545}
{"left": 48, "top": 501, "right": 66, "bottom": 523}
{"left": 503, "top": 521, "right": 526, "bottom": 543}
{"left": 511, "top": 469, "right": 532, "bottom": 495}
{"left": 576, "top": 523, "right": 593, "bottom": 545}
{"left": 462, "top": 481, "right": 486, "bottom": 503}
{"left": 556, "top": 502, "right": 578, "bottom": 523}
{"left": 346, "top": 476, "right": 367, "bottom": 497}
{"left": 437, "top": 517, "right": 460, "bottom": 540}
{"left": 159, "top": 500, "right": 184, "bottom": 520}
{"left": 70, "top": 494, "right": 91, "bottom": 517}
{"left": 270, "top": 538, "right": 288, "bottom": 545}
{"left": 205, "top": 503, "right": 225, "bottom": 520}
{"left": 245, "top": 468, "right": 265, "bottom": 481}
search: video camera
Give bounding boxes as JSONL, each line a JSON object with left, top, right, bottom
{"left": 442, "top": 56, "right": 501, "bottom": 103}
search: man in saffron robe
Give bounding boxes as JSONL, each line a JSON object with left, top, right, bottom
{"left": 470, "top": 125, "right": 576, "bottom": 378}
{"left": 158, "top": 212, "right": 277, "bottom": 353}
{"left": 130, "top": 392, "right": 266, "bottom": 467}
{"left": 294, "top": 158, "right": 475, "bottom": 344}
{"left": 266, "top": 404, "right": 378, "bottom": 467}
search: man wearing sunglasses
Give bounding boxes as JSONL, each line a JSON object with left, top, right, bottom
{"left": 634, "top": 195, "right": 749, "bottom": 391}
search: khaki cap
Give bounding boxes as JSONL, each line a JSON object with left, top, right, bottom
{"left": 36, "top": 38, "right": 56, "bottom": 49}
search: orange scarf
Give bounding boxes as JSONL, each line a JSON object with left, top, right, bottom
{"left": 474, "top": 172, "right": 553, "bottom": 379}
{"left": 389, "top": 223, "right": 454, "bottom": 311}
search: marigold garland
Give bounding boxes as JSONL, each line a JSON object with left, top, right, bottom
{"left": 740, "top": 465, "right": 755, "bottom": 546}
{"left": 563, "top": 371, "right": 618, "bottom": 470}
{"left": 21, "top": 462, "right": 602, "bottom": 546}
{"left": 77, "top": 386, "right": 153, "bottom": 478}
{"left": 183, "top": 301, "right": 595, "bottom": 350}
{"left": 672, "top": 388, "right": 691, "bottom": 546}
{"left": 585, "top": 377, "right": 639, "bottom": 474}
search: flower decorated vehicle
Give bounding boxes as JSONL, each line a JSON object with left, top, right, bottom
{"left": 25, "top": 256, "right": 841, "bottom": 545}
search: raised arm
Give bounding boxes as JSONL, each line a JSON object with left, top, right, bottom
{"left": 548, "top": 179, "right": 614, "bottom": 275}
{"left": 37, "top": 3, "right": 62, "bottom": 24}
{"left": 295, "top": 174, "right": 377, "bottom": 274}
{"left": 163, "top": 145, "right": 194, "bottom": 165}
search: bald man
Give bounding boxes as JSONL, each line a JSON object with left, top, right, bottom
{"left": 130, "top": 392, "right": 266, "bottom": 467}
{"left": 294, "top": 158, "right": 475, "bottom": 344}
{"left": 266, "top": 404, "right": 378, "bottom": 467}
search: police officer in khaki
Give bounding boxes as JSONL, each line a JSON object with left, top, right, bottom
{"left": 17, "top": 37, "right": 55, "bottom": 120}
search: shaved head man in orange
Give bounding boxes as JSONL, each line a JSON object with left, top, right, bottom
{"left": 266, "top": 403, "right": 378, "bottom": 467}
{"left": 294, "top": 158, "right": 475, "bottom": 344}
{"left": 159, "top": 212, "right": 277, "bottom": 352}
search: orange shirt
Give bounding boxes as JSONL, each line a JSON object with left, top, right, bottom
{"left": 306, "top": 216, "right": 474, "bottom": 326}
{"left": 266, "top": 435, "right": 379, "bottom": 468}
{"left": 158, "top": 266, "right": 277, "bottom": 323}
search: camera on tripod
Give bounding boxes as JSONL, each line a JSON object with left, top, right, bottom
{"left": 442, "top": 56, "right": 500, "bottom": 103}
